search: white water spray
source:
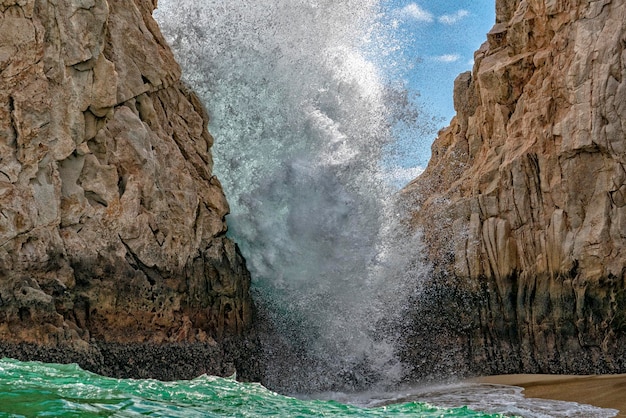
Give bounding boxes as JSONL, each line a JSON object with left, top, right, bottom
{"left": 154, "top": 0, "right": 432, "bottom": 392}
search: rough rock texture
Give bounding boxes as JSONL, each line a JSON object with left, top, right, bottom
{"left": 0, "top": 0, "right": 253, "bottom": 378}
{"left": 403, "top": 0, "right": 626, "bottom": 377}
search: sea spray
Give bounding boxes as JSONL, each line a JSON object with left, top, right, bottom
{"left": 154, "top": 0, "right": 433, "bottom": 392}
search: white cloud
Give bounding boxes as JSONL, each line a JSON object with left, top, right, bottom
{"left": 438, "top": 9, "right": 470, "bottom": 25}
{"left": 433, "top": 54, "right": 461, "bottom": 63}
{"left": 397, "top": 3, "right": 434, "bottom": 23}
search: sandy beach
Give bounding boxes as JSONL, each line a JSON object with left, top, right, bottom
{"left": 473, "top": 374, "right": 626, "bottom": 417}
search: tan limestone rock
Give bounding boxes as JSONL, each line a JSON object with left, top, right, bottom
{"left": 0, "top": 0, "right": 253, "bottom": 373}
{"left": 403, "top": 0, "right": 626, "bottom": 376}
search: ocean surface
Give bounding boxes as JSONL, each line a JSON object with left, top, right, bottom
{"left": 0, "top": 358, "right": 619, "bottom": 418}
{"left": 0, "top": 358, "right": 501, "bottom": 417}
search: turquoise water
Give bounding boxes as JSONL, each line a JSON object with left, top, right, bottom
{"left": 0, "top": 358, "right": 505, "bottom": 417}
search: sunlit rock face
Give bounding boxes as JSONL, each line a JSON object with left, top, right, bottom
{"left": 0, "top": 0, "right": 252, "bottom": 379}
{"left": 403, "top": 0, "right": 626, "bottom": 376}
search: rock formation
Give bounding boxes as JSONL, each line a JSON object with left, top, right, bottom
{"left": 403, "top": 0, "right": 626, "bottom": 376}
{"left": 0, "top": 0, "right": 253, "bottom": 379}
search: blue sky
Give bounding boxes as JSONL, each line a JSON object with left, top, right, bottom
{"left": 382, "top": 1, "right": 495, "bottom": 176}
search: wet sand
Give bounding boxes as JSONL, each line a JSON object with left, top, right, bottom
{"left": 473, "top": 374, "right": 626, "bottom": 417}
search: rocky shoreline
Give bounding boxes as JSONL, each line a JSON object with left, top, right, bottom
{"left": 0, "top": 338, "right": 262, "bottom": 381}
{"left": 3, "top": 0, "right": 626, "bottom": 392}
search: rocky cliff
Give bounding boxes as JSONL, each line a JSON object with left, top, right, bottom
{"left": 403, "top": 0, "right": 626, "bottom": 376}
{"left": 0, "top": 0, "right": 254, "bottom": 379}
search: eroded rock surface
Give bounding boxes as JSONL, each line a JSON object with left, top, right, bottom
{"left": 403, "top": 0, "right": 626, "bottom": 376}
{"left": 0, "top": 0, "right": 253, "bottom": 378}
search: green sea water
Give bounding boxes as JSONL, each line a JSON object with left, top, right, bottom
{"left": 0, "top": 358, "right": 507, "bottom": 417}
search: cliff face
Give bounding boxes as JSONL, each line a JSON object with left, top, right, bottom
{"left": 403, "top": 0, "right": 626, "bottom": 375}
{"left": 0, "top": 0, "right": 253, "bottom": 378}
